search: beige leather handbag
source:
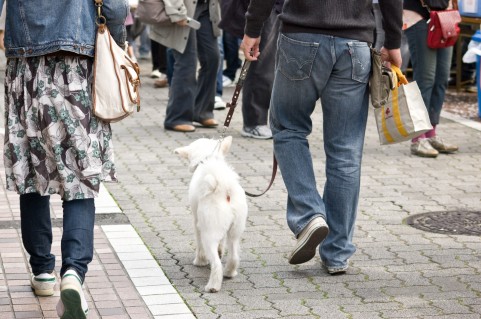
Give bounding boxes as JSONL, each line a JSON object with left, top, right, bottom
{"left": 92, "top": 0, "right": 141, "bottom": 123}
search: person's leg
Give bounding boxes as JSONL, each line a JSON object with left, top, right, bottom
{"left": 319, "top": 37, "right": 371, "bottom": 271}
{"left": 60, "top": 198, "right": 95, "bottom": 282}
{"left": 193, "top": 2, "right": 220, "bottom": 123}
{"left": 242, "top": 9, "right": 280, "bottom": 132}
{"left": 20, "top": 193, "right": 55, "bottom": 275}
{"left": 164, "top": 29, "right": 197, "bottom": 129}
{"left": 151, "top": 39, "right": 160, "bottom": 72}
{"left": 405, "top": 21, "right": 438, "bottom": 121}
{"left": 138, "top": 26, "right": 151, "bottom": 59}
{"left": 430, "top": 46, "right": 453, "bottom": 125}
{"left": 270, "top": 32, "right": 328, "bottom": 236}
{"left": 222, "top": 31, "right": 241, "bottom": 82}
{"left": 216, "top": 33, "right": 224, "bottom": 98}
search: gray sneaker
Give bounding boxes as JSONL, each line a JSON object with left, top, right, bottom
{"left": 241, "top": 125, "right": 273, "bottom": 139}
{"left": 288, "top": 217, "right": 329, "bottom": 264}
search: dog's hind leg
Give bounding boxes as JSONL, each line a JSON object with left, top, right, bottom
{"left": 224, "top": 237, "right": 240, "bottom": 278}
{"left": 203, "top": 238, "right": 224, "bottom": 293}
{"left": 218, "top": 237, "right": 226, "bottom": 258}
{"left": 193, "top": 219, "right": 208, "bottom": 266}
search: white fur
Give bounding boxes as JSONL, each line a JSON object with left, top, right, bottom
{"left": 174, "top": 136, "right": 248, "bottom": 293}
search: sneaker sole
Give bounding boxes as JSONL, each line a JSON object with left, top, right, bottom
{"left": 32, "top": 287, "right": 55, "bottom": 296}
{"left": 60, "top": 287, "right": 87, "bottom": 319}
{"left": 288, "top": 224, "right": 329, "bottom": 265}
{"left": 411, "top": 150, "right": 438, "bottom": 158}
{"left": 327, "top": 266, "right": 349, "bottom": 275}
{"left": 240, "top": 131, "right": 272, "bottom": 140}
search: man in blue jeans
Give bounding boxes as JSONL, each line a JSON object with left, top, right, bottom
{"left": 242, "top": 0, "right": 402, "bottom": 274}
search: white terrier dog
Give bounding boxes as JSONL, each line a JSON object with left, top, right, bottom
{"left": 174, "top": 136, "right": 248, "bottom": 293}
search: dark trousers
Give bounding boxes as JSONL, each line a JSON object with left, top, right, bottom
{"left": 151, "top": 39, "right": 168, "bottom": 74}
{"left": 222, "top": 31, "right": 241, "bottom": 81}
{"left": 242, "top": 10, "right": 280, "bottom": 128}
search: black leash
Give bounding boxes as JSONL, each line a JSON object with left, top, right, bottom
{"left": 220, "top": 60, "right": 277, "bottom": 198}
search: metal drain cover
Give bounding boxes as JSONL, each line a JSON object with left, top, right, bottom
{"left": 405, "top": 211, "right": 481, "bottom": 236}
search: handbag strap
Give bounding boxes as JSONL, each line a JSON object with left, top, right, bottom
{"left": 391, "top": 65, "right": 409, "bottom": 86}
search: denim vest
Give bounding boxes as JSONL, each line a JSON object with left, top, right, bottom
{"left": 0, "top": 0, "right": 128, "bottom": 58}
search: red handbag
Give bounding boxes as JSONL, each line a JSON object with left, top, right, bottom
{"left": 427, "top": 9, "right": 462, "bottom": 49}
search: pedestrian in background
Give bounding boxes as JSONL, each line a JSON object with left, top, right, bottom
{"left": 219, "top": 0, "right": 283, "bottom": 139}
{"left": 150, "top": 0, "right": 221, "bottom": 132}
{"left": 242, "top": 0, "right": 402, "bottom": 274}
{"left": 404, "top": 0, "right": 459, "bottom": 157}
{"left": 1, "top": 1, "right": 126, "bottom": 318}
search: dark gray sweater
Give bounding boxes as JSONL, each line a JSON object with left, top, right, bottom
{"left": 245, "top": 0, "right": 402, "bottom": 49}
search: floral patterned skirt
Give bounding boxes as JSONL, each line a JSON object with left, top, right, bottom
{"left": 3, "top": 56, "right": 117, "bottom": 201}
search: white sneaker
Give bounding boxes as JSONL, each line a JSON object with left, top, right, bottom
{"left": 56, "top": 269, "right": 89, "bottom": 319}
{"left": 222, "top": 75, "right": 234, "bottom": 87}
{"left": 288, "top": 217, "right": 329, "bottom": 264}
{"left": 151, "top": 70, "right": 162, "bottom": 78}
{"left": 241, "top": 125, "right": 273, "bottom": 139}
{"left": 31, "top": 273, "right": 56, "bottom": 296}
{"left": 214, "top": 96, "right": 227, "bottom": 110}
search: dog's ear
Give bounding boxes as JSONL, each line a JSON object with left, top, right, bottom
{"left": 220, "top": 136, "right": 233, "bottom": 155}
{"left": 174, "top": 146, "right": 190, "bottom": 159}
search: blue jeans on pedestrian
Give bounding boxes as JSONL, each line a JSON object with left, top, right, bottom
{"left": 404, "top": 20, "right": 452, "bottom": 126}
{"left": 270, "top": 33, "right": 371, "bottom": 269}
{"left": 20, "top": 193, "right": 95, "bottom": 283}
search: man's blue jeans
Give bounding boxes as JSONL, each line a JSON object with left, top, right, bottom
{"left": 20, "top": 193, "right": 95, "bottom": 283}
{"left": 404, "top": 20, "right": 452, "bottom": 126}
{"left": 270, "top": 33, "right": 371, "bottom": 269}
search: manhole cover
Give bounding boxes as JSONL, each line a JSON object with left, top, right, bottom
{"left": 405, "top": 211, "right": 481, "bottom": 236}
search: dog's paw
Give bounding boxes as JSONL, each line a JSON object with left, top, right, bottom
{"left": 223, "top": 270, "right": 238, "bottom": 278}
{"left": 204, "top": 285, "right": 220, "bottom": 293}
{"left": 193, "top": 257, "right": 209, "bottom": 266}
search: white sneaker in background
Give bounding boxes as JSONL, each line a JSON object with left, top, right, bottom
{"left": 56, "top": 269, "right": 89, "bottom": 319}
{"left": 214, "top": 96, "right": 227, "bottom": 110}
{"left": 151, "top": 70, "right": 162, "bottom": 78}
{"left": 222, "top": 75, "right": 234, "bottom": 87}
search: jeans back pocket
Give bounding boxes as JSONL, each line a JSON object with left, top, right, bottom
{"left": 347, "top": 41, "right": 371, "bottom": 83}
{"left": 277, "top": 34, "right": 319, "bottom": 81}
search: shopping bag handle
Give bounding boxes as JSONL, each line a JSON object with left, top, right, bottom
{"left": 390, "top": 65, "right": 409, "bottom": 86}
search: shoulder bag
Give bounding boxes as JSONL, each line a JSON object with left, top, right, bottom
{"left": 136, "top": 0, "right": 171, "bottom": 26}
{"left": 92, "top": 0, "right": 141, "bottom": 123}
{"left": 422, "top": 0, "right": 462, "bottom": 49}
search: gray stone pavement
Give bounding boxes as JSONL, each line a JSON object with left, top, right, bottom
{"left": 105, "top": 61, "right": 481, "bottom": 318}
{"left": 1, "top": 59, "right": 481, "bottom": 318}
